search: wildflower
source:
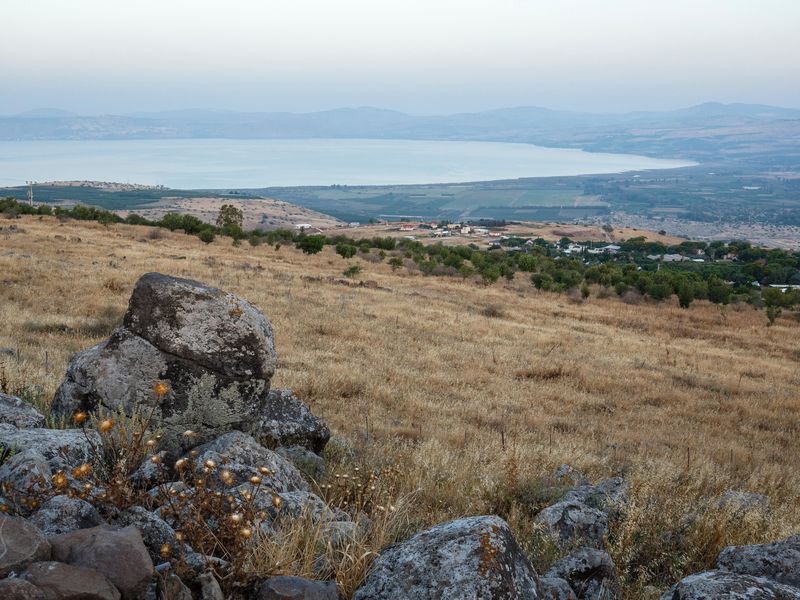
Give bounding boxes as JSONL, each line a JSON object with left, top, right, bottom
{"left": 160, "top": 543, "right": 171, "bottom": 558}
{"left": 258, "top": 466, "right": 272, "bottom": 476}
{"left": 52, "top": 472, "right": 68, "bottom": 489}
{"left": 272, "top": 495, "right": 282, "bottom": 509}
{"left": 174, "top": 458, "right": 188, "bottom": 470}
{"left": 220, "top": 470, "right": 234, "bottom": 485}
{"left": 73, "top": 411, "right": 88, "bottom": 425}
{"left": 145, "top": 439, "right": 156, "bottom": 447}
{"left": 229, "top": 513, "right": 242, "bottom": 524}
{"left": 150, "top": 455, "right": 162, "bottom": 464}
{"left": 154, "top": 382, "right": 170, "bottom": 397}
{"left": 182, "top": 430, "right": 197, "bottom": 438}
{"left": 249, "top": 475, "right": 261, "bottom": 485}
{"left": 204, "top": 459, "right": 216, "bottom": 469}
{"left": 99, "top": 419, "right": 114, "bottom": 433}
{"left": 240, "top": 526, "right": 253, "bottom": 539}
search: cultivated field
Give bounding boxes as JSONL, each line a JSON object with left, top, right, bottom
{"left": 1, "top": 216, "right": 799, "bottom": 597}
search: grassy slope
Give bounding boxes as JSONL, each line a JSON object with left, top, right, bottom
{"left": 2, "top": 216, "right": 799, "bottom": 597}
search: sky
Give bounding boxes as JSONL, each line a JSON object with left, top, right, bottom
{"left": 2, "top": 0, "right": 799, "bottom": 115}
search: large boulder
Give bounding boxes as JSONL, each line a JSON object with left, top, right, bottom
{"left": 50, "top": 525, "right": 154, "bottom": 600}
{"left": 0, "top": 515, "right": 51, "bottom": 578}
{"left": 22, "top": 561, "right": 121, "bottom": 600}
{"left": 0, "top": 393, "right": 45, "bottom": 428}
{"left": 534, "top": 501, "right": 608, "bottom": 549}
{"left": 660, "top": 570, "right": 800, "bottom": 599}
{"left": 254, "top": 576, "right": 339, "bottom": 599}
{"left": 716, "top": 535, "right": 800, "bottom": 588}
{"left": 254, "top": 389, "right": 330, "bottom": 454}
{"left": 545, "top": 548, "right": 619, "bottom": 599}
{"left": 0, "top": 449, "right": 51, "bottom": 495}
{"left": 52, "top": 273, "right": 278, "bottom": 453}
{"left": 353, "top": 515, "right": 541, "bottom": 600}
{"left": 113, "top": 506, "right": 185, "bottom": 565}
{"left": 29, "top": 495, "right": 103, "bottom": 536}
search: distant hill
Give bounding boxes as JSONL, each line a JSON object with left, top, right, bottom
{"left": 2, "top": 103, "right": 800, "bottom": 166}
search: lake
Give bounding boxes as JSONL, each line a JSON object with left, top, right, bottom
{"left": 0, "top": 138, "right": 694, "bottom": 189}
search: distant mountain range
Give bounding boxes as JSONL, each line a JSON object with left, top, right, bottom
{"left": 2, "top": 103, "right": 800, "bottom": 166}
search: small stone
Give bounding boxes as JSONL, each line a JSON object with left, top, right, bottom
{"left": 534, "top": 501, "right": 608, "bottom": 549}
{"left": 23, "top": 561, "right": 121, "bottom": 600}
{"left": 545, "top": 547, "right": 619, "bottom": 599}
{"left": 254, "top": 389, "right": 330, "bottom": 454}
{"left": 0, "top": 577, "right": 47, "bottom": 600}
{"left": 29, "top": 495, "right": 103, "bottom": 536}
{"left": 278, "top": 445, "right": 326, "bottom": 480}
{"left": 0, "top": 394, "right": 45, "bottom": 428}
{"left": 255, "top": 575, "right": 339, "bottom": 599}
{"left": 0, "top": 515, "right": 51, "bottom": 578}
{"left": 199, "top": 571, "right": 224, "bottom": 600}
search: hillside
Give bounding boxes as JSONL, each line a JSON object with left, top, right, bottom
{"left": 2, "top": 216, "right": 799, "bottom": 597}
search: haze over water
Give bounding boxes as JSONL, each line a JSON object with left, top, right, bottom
{"left": 0, "top": 138, "right": 693, "bottom": 189}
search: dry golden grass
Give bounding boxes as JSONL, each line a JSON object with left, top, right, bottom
{"left": 2, "top": 215, "right": 799, "bottom": 596}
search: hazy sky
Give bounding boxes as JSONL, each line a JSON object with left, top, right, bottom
{"left": 2, "top": 0, "right": 799, "bottom": 114}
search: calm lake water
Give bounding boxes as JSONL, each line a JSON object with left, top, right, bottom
{"left": 0, "top": 138, "right": 693, "bottom": 188}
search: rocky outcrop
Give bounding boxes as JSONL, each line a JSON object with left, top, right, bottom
{"left": 353, "top": 515, "right": 540, "bottom": 600}
{"left": 545, "top": 548, "right": 619, "bottom": 599}
{"left": 716, "top": 535, "right": 800, "bottom": 588}
{"left": 52, "top": 273, "right": 278, "bottom": 452}
{"left": 0, "top": 394, "right": 45, "bottom": 429}
{"left": 534, "top": 500, "right": 608, "bottom": 549}
{"left": 660, "top": 571, "right": 800, "bottom": 599}
{"left": 254, "top": 576, "right": 339, "bottom": 599}
{"left": 254, "top": 389, "right": 330, "bottom": 454}
{"left": 29, "top": 495, "right": 103, "bottom": 536}
{"left": 0, "top": 515, "right": 51, "bottom": 578}
{"left": 49, "top": 526, "right": 154, "bottom": 600}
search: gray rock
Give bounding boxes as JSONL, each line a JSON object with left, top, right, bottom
{"left": 545, "top": 548, "right": 619, "bottom": 599}
{"left": 29, "top": 495, "right": 103, "bottom": 536}
{"left": 535, "top": 501, "right": 608, "bottom": 549}
{"left": 0, "top": 449, "right": 51, "bottom": 495}
{"left": 198, "top": 571, "right": 224, "bottom": 600}
{"left": 123, "top": 272, "right": 276, "bottom": 381}
{"left": 52, "top": 273, "right": 279, "bottom": 454}
{"left": 157, "top": 573, "right": 192, "bottom": 600}
{"left": 0, "top": 393, "right": 45, "bottom": 428}
{"left": 130, "top": 452, "right": 170, "bottom": 489}
{"left": 660, "top": 570, "right": 800, "bottom": 599}
{"left": 193, "top": 431, "right": 308, "bottom": 493}
{"left": 255, "top": 575, "right": 339, "bottom": 599}
{"left": 114, "top": 506, "right": 184, "bottom": 565}
{"left": 235, "top": 486, "right": 345, "bottom": 524}
{"left": 23, "top": 561, "right": 121, "bottom": 600}
{"left": 540, "top": 577, "right": 578, "bottom": 600}
{"left": 0, "top": 515, "right": 51, "bottom": 578}
{"left": 553, "top": 465, "right": 589, "bottom": 488}
{"left": 716, "top": 535, "right": 800, "bottom": 588}
{"left": 353, "top": 515, "right": 541, "bottom": 600}
{"left": 181, "top": 553, "right": 229, "bottom": 583}
{"left": 0, "top": 424, "right": 100, "bottom": 473}
{"left": 719, "top": 489, "right": 770, "bottom": 512}
{"left": 255, "top": 389, "right": 330, "bottom": 454}
{"left": 0, "top": 577, "right": 47, "bottom": 600}
{"left": 278, "top": 445, "right": 327, "bottom": 480}
{"left": 562, "top": 477, "right": 628, "bottom": 519}
{"left": 50, "top": 525, "right": 154, "bottom": 600}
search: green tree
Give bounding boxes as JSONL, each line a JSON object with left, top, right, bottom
{"left": 336, "top": 243, "right": 357, "bottom": 259}
{"left": 216, "top": 204, "right": 244, "bottom": 229}
{"left": 296, "top": 235, "right": 326, "bottom": 254}
{"left": 198, "top": 229, "right": 215, "bottom": 244}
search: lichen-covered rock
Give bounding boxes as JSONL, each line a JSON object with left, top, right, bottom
{"left": 0, "top": 515, "right": 51, "bottom": 578}
{"left": 254, "top": 575, "right": 339, "bottom": 599}
{"left": 545, "top": 548, "right": 619, "bottom": 599}
{"left": 0, "top": 393, "right": 45, "bottom": 428}
{"left": 540, "top": 577, "right": 578, "bottom": 600}
{"left": 0, "top": 449, "right": 51, "bottom": 495}
{"left": 278, "top": 445, "right": 327, "bottom": 480}
{"left": 561, "top": 477, "right": 628, "bottom": 520}
{"left": 716, "top": 535, "right": 800, "bottom": 588}
{"left": 353, "top": 515, "right": 540, "bottom": 600}
{"left": 192, "top": 431, "right": 308, "bottom": 493}
{"left": 52, "top": 273, "right": 279, "bottom": 453}
{"left": 660, "top": 570, "right": 800, "bottom": 599}
{"left": 254, "top": 389, "right": 330, "bottom": 454}
{"left": 29, "top": 495, "right": 103, "bottom": 536}
{"left": 237, "top": 488, "right": 346, "bottom": 523}
{"left": 534, "top": 501, "right": 608, "bottom": 549}
{"left": 157, "top": 573, "right": 192, "bottom": 600}
{"left": 50, "top": 525, "right": 154, "bottom": 600}
{"left": 0, "top": 424, "right": 100, "bottom": 473}
{"left": 23, "top": 561, "right": 121, "bottom": 600}
{"left": 0, "top": 577, "right": 47, "bottom": 600}
{"left": 123, "top": 272, "right": 276, "bottom": 380}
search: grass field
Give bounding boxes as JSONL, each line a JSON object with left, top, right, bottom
{"left": 2, "top": 215, "right": 799, "bottom": 597}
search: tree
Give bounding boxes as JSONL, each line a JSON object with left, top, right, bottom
{"left": 216, "top": 204, "right": 243, "bottom": 229}
{"left": 676, "top": 281, "right": 694, "bottom": 309}
{"left": 198, "top": 229, "right": 215, "bottom": 244}
{"left": 296, "top": 235, "right": 326, "bottom": 255}
{"left": 388, "top": 257, "right": 404, "bottom": 271}
{"left": 336, "top": 243, "right": 357, "bottom": 259}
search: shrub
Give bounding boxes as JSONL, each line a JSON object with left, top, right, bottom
{"left": 343, "top": 264, "right": 362, "bottom": 279}
{"left": 198, "top": 229, "right": 215, "bottom": 244}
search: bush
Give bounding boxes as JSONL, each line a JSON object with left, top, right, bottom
{"left": 198, "top": 229, "right": 215, "bottom": 244}
{"left": 343, "top": 264, "right": 362, "bottom": 278}
{"left": 296, "top": 235, "right": 326, "bottom": 255}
